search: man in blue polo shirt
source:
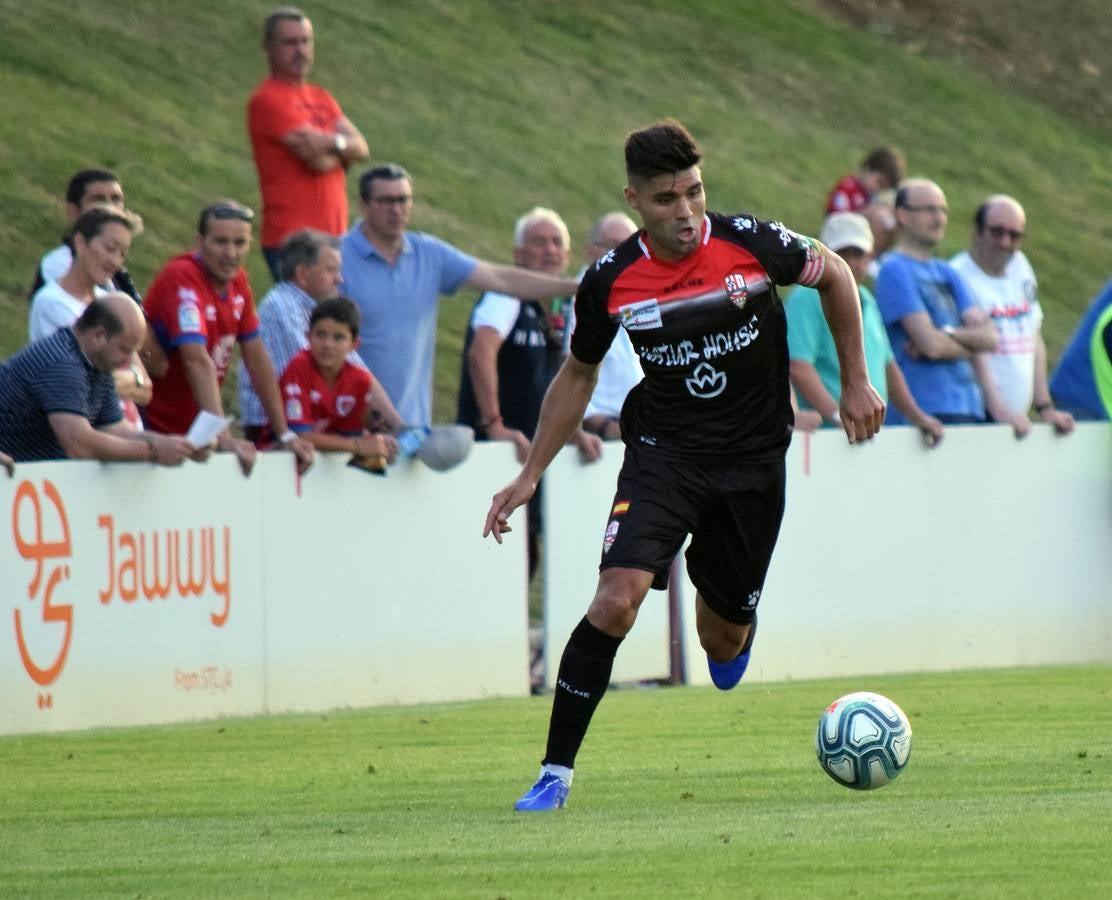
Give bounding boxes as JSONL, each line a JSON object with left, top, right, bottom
{"left": 0, "top": 294, "right": 195, "bottom": 465}
{"left": 875, "top": 178, "right": 998, "bottom": 424}
{"left": 341, "top": 164, "right": 580, "bottom": 428}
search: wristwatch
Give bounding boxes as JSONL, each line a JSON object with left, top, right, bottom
{"left": 278, "top": 430, "right": 297, "bottom": 445}
{"left": 333, "top": 133, "right": 348, "bottom": 154}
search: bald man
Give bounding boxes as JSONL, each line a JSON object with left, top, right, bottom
{"left": 875, "top": 178, "right": 998, "bottom": 424}
{"left": 563, "top": 211, "right": 645, "bottom": 440}
{"left": 0, "top": 294, "right": 195, "bottom": 464}
{"left": 950, "top": 195, "right": 1074, "bottom": 437}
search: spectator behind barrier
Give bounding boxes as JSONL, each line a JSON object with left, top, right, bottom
{"left": 248, "top": 6, "right": 370, "bottom": 280}
{"left": 1049, "top": 278, "right": 1112, "bottom": 421}
{"left": 29, "top": 205, "right": 151, "bottom": 429}
{"left": 951, "top": 195, "right": 1074, "bottom": 438}
{"left": 875, "top": 178, "right": 997, "bottom": 425}
{"left": 825, "top": 147, "right": 906, "bottom": 258}
{"left": 274, "top": 297, "right": 399, "bottom": 470}
{"left": 788, "top": 212, "right": 943, "bottom": 445}
{"left": 140, "top": 200, "right": 313, "bottom": 476}
{"left": 340, "top": 164, "right": 579, "bottom": 429}
{"left": 0, "top": 295, "right": 196, "bottom": 466}
{"left": 561, "top": 211, "right": 644, "bottom": 441}
{"left": 456, "top": 207, "right": 603, "bottom": 582}
{"left": 28, "top": 168, "right": 142, "bottom": 304}
{"left": 238, "top": 228, "right": 404, "bottom": 443}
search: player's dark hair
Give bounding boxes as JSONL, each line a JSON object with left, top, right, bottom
{"left": 894, "top": 186, "right": 910, "bottom": 209}
{"left": 278, "top": 228, "right": 340, "bottom": 282}
{"left": 624, "top": 119, "right": 702, "bottom": 184}
{"left": 358, "top": 163, "right": 411, "bottom": 203}
{"left": 71, "top": 206, "right": 143, "bottom": 244}
{"left": 263, "top": 6, "right": 308, "bottom": 44}
{"left": 861, "top": 147, "right": 905, "bottom": 189}
{"left": 65, "top": 169, "right": 120, "bottom": 207}
{"left": 74, "top": 297, "right": 125, "bottom": 337}
{"left": 310, "top": 296, "right": 361, "bottom": 339}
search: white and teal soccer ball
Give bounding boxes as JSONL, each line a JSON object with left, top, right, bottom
{"left": 815, "top": 691, "right": 912, "bottom": 790}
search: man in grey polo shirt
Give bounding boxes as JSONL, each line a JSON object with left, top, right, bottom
{"left": 341, "top": 164, "right": 580, "bottom": 428}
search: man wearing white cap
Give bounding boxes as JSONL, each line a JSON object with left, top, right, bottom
{"left": 787, "top": 212, "right": 944, "bottom": 444}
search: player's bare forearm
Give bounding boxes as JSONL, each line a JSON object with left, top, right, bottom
{"left": 521, "top": 356, "right": 598, "bottom": 483}
{"left": 815, "top": 250, "right": 869, "bottom": 385}
{"left": 815, "top": 250, "right": 885, "bottom": 441}
{"left": 483, "top": 355, "right": 597, "bottom": 542}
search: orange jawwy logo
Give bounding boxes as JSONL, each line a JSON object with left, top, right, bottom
{"left": 11, "top": 479, "right": 74, "bottom": 686}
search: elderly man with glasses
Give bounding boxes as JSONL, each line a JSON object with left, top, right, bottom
{"left": 141, "top": 200, "right": 313, "bottom": 475}
{"left": 949, "top": 194, "right": 1075, "bottom": 438}
{"left": 875, "top": 178, "right": 998, "bottom": 425}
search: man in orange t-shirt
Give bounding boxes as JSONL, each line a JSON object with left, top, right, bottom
{"left": 248, "top": 8, "right": 369, "bottom": 279}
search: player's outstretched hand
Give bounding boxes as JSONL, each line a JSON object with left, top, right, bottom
{"left": 483, "top": 475, "right": 538, "bottom": 545}
{"left": 839, "top": 381, "right": 886, "bottom": 444}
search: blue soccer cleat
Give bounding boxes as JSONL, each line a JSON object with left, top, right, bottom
{"left": 707, "top": 615, "right": 757, "bottom": 691}
{"left": 514, "top": 771, "right": 570, "bottom": 812}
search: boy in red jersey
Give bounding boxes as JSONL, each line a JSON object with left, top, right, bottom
{"left": 279, "top": 297, "right": 398, "bottom": 468}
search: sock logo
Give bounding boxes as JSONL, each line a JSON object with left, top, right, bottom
{"left": 557, "top": 678, "right": 591, "bottom": 699}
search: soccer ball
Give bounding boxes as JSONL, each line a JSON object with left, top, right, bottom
{"left": 815, "top": 691, "right": 912, "bottom": 790}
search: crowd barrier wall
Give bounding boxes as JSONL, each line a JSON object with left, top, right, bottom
{"left": 544, "top": 423, "right": 1112, "bottom": 687}
{"left": 3, "top": 425, "right": 1109, "bottom": 736}
{"left": 1, "top": 447, "right": 528, "bottom": 736}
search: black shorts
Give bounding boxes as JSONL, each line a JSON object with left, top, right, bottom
{"left": 598, "top": 445, "right": 786, "bottom": 625}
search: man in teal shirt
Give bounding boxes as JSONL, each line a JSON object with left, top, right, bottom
{"left": 787, "top": 212, "right": 944, "bottom": 444}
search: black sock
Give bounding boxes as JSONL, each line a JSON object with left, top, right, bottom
{"left": 542, "top": 616, "right": 623, "bottom": 768}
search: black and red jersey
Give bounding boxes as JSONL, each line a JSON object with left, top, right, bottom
{"left": 570, "top": 212, "right": 824, "bottom": 462}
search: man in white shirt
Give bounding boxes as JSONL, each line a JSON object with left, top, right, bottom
{"left": 563, "top": 212, "right": 644, "bottom": 440}
{"left": 950, "top": 195, "right": 1074, "bottom": 437}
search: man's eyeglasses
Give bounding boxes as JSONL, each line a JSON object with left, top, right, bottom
{"left": 370, "top": 195, "right": 413, "bottom": 207}
{"left": 901, "top": 204, "right": 948, "bottom": 216}
{"left": 986, "top": 224, "right": 1024, "bottom": 242}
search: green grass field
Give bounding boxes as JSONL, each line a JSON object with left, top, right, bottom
{"left": 2, "top": 665, "right": 1109, "bottom": 898}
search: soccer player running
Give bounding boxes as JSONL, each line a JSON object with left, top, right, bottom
{"left": 483, "top": 120, "right": 885, "bottom": 812}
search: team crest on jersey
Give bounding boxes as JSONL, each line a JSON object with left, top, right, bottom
{"left": 205, "top": 306, "right": 218, "bottom": 321}
{"left": 232, "top": 294, "right": 245, "bottom": 320}
{"left": 602, "top": 519, "right": 620, "bottom": 554}
{"left": 336, "top": 395, "right": 355, "bottom": 417}
{"left": 619, "top": 298, "right": 662, "bottom": 331}
{"left": 309, "top": 390, "right": 322, "bottom": 404}
{"left": 177, "top": 301, "right": 202, "bottom": 333}
{"left": 724, "top": 272, "right": 749, "bottom": 309}
{"left": 285, "top": 398, "right": 303, "bottom": 421}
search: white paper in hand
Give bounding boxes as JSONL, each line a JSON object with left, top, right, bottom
{"left": 186, "top": 411, "right": 234, "bottom": 449}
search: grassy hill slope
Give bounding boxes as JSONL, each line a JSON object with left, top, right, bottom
{"left": 2, "top": 0, "right": 1110, "bottom": 423}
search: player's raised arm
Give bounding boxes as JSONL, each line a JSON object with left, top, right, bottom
{"left": 815, "top": 246, "right": 886, "bottom": 443}
{"left": 483, "top": 354, "right": 599, "bottom": 543}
